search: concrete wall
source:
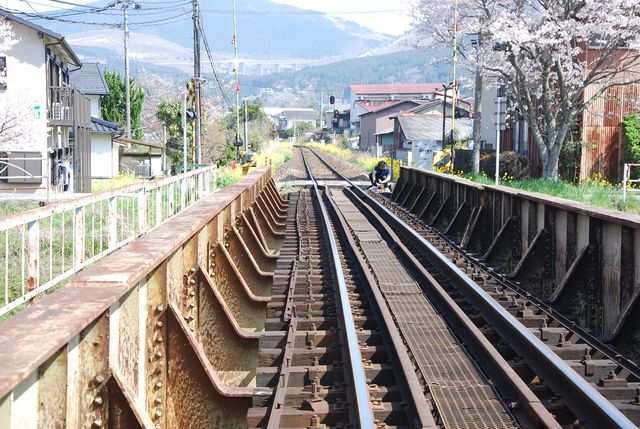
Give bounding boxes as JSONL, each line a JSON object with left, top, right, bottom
{"left": 0, "top": 21, "right": 47, "bottom": 154}
{"left": 90, "top": 133, "right": 117, "bottom": 178}
{"left": 88, "top": 94, "right": 101, "bottom": 118}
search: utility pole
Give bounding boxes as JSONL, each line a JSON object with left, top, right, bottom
{"left": 320, "top": 91, "right": 324, "bottom": 129}
{"left": 471, "top": 31, "right": 483, "bottom": 174}
{"left": 243, "top": 99, "right": 249, "bottom": 152}
{"left": 495, "top": 96, "right": 506, "bottom": 185}
{"left": 113, "top": 0, "right": 140, "bottom": 139}
{"left": 441, "top": 84, "right": 448, "bottom": 150}
{"left": 232, "top": 0, "right": 242, "bottom": 161}
{"left": 182, "top": 93, "right": 187, "bottom": 173}
{"left": 192, "top": 0, "right": 202, "bottom": 165}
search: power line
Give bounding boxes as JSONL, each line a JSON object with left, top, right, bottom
{"left": 200, "top": 9, "right": 403, "bottom": 15}
{"left": 200, "top": 19, "right": 232, "bottom": 110}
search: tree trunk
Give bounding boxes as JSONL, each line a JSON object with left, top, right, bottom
{"left": 542, "top": 144, "right": 562, "bottom": 180}
{"left": 472, "top": 67, "right": 483, "bottom": 174}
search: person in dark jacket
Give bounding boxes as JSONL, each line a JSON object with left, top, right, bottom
{"left": 369, "top": 160, "right": 391, "bottom": 190}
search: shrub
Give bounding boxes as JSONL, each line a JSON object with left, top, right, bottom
{"left": 480, "top": 151, "right": 530, "bottom": 181}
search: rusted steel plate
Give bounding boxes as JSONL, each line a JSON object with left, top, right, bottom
{"left": 402, "top": 166, "right": 640, "bottom": 228}
{"left": 0, "top": 168, "right": 272, "bottom": 400}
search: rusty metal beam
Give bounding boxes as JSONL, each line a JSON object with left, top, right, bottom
{"left": 0, "top": 167, "right": 277, "bottom": 429}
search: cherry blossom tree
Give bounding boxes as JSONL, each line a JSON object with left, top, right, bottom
{"left": 413, "top": 0, "right": 640, "bottom": 180}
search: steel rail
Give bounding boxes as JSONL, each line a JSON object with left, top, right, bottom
{"left": 386, "top": 169, "right": 640, "bottom": 378}
{"left": 300, "top": 148, "right": 375, "bottom": 429}
{"left": 305, "top": 146, "right": 637, "bottom": 429}
{"left": 323, "top": 187, "right": 439, "bottom": 429}
{"left": 433, "top": 225, "right": 640, "bottom": 380}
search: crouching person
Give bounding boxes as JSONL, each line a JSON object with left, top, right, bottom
{"left": 369, "top": 160, "right": 391, "bottom": 191}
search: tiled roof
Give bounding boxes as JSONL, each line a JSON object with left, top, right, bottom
{"left": 70, "top": 63, "right": 109, "bottom": 96}
{"left": 91, "top": 117, "right": 122, "bottom": 134}
{"left": 351, "top": 83, "right": 444, "bottom": 96}
{"left": 279, "top": 110, "right": 317, "bottom": 121}
{"left": 0, "top": 8, "right": 81, "bottom": 66}
{"left": 360, "top": 100, "right": 420, "bottom": 116}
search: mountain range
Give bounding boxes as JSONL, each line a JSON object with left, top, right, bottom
{"left": 31, "top": 0, "right": 397, "bottom": 63}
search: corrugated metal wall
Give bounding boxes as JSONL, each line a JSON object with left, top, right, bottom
{"left": 580, "top": 83, "right": 640, "bottom": 183}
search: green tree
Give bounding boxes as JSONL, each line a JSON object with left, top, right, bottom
{"left": 101, "top": 70, "right": 144, "bottom": 140}
{"left": 156, "top": 100, "right": 194, "bottom": 171}
{"left": 283, "top": 121, "right": 315, "bottom": 139}
{"left": 219, "top": 101, "right": 276, "bottom": 164}
{"left": 623, "top": 114, "right": 640, "bottom": 179}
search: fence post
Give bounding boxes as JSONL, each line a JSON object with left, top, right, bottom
{"left": 155, "top": 186, "right": 162, "bottom": 226}
{"left": 168, "top": 182, "right": 175, "bottom": 216}
{"left": 27, "top": 220, "right": 39, "bottom": 295}
{"left": 190, "top": 175, "right": 196, "bottom": 204}
{"left": 213, "top": 167, "right": 218, "bottom": 191}
{"left": 74, "top": 206, "right": 85, "bottom": 268}
{"left": 623, "top": 164, "right": 628, "bottom": 202}
{"left": 108, "top": 197, "right": 117, "bottom": 251}
{"left": 180, "top": 178, "right": 186, "bottom": 210}
{"left": 137, "top": 187, "right": 148, "bottom": 235}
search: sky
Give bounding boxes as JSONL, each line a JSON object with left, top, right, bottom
{"left": 3, "top": 0, "right": 414, "bottom": 36}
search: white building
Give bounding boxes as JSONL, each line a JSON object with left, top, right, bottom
{"left": 70, "top": 63, "right": 122, "bottom": 179}
{"left": 264, "top": 107, "right": 317, "bottom": 132}
{"left": 0, "top": 9, "right": 91, "bottom": 194}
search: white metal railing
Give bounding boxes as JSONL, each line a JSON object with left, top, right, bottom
{"left": 623, "top": 163, "right": 640, "bottom": 201}
{"left": 0, "top": 165, "right": 218, "bottom": 317}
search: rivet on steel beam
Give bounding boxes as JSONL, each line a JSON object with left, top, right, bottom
{"left": 93, "top": 396, "right": 104, "bottom": 406}
{"left": 155, "top": 335, "right": 164, "bottom": 343}
{"left": 154, "top": 410, "right": 163, "bottom": 418}
{"left": 189, "top": 267, "right": 197, "bottom": 274}
{"left": 155, "top": 381, "right": 163, "bottom": 389}
{"left": 188, "top": 303, "right": 195, "bottom": 309}
{"left": 189, "top": 290, "right": 196, "bottom": 297}
{"left": 92, "top": 419, "right": 103, "bottom": 428}
{"left": 154, "top": 396, "right": 163, "bottom": 405}
{"left": 155, "top": 351, "right": 163, "bottom": 359}
{"left": 93, "top": 374, "right": 105, "bottom": 385}
{"left": 310, "top": 415, "right": 320, "bottom": 426}
{"left": 156, "top": 305, "right": 164, "bottom": 313}
{"left": 156, "top": 321, "right": 164, "bottom": 328}
{"left": 188, "top": 278, "right": 196, "bottom": 286}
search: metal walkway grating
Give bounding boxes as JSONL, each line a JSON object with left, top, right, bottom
{"left": 331, "top": 189, "right": 518, "bottom": 429}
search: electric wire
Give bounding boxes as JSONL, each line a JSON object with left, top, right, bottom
{"left": 200, "top": 22, "right": 233, "bottom": 110}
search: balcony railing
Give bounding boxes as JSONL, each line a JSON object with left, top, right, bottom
{"left": 48, "top": 85, "right": 75, "bottom": 126}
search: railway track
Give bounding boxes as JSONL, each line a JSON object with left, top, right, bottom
{"left": 290, "top": 146, "right": 639, "bottom": 428}
{"left": 249, "top": 148, "right": 434, "bottom": 428}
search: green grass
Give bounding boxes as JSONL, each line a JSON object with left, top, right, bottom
{"left": 463, "top": 173, "right": 640, "bottom": 214}
{"left": 0, "top": 202, "right": 41, "bottom": 217}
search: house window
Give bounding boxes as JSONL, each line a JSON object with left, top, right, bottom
{"left": 0, "top": 152, "right": 7, "bottom": 183}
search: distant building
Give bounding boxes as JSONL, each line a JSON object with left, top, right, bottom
{"left": 264, "top": 107, "right": 317, "bottom": 133}
{"left": 349, "top": 83, "right": 444, "bottom": 134}
{"left": 70, "top": 63, "right": 122, "bottom": 179}
{"left": 369, "top": 99, "right": 473, "bottom": 157}
{"left": 394, "top": 113, "right": 473, "bottom": 168}
{"left": 0, "top": 9, "right": 91, "bottom": 193}
{"left": 358, "top": 100, "right": 420, "bottom": 152}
